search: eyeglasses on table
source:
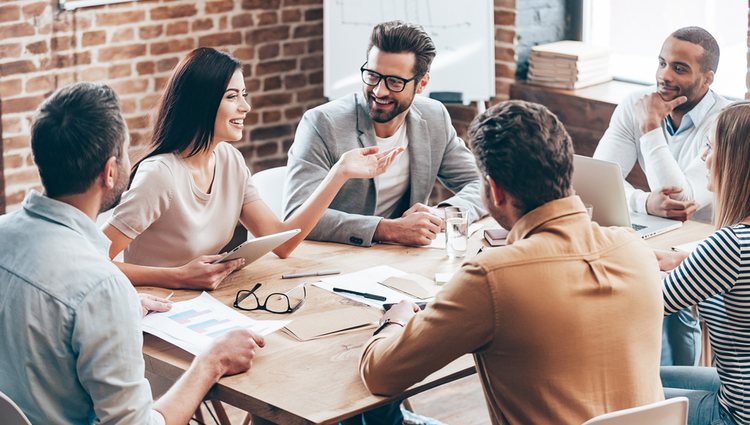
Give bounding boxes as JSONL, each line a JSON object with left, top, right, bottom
{"left": 234, "top": 282, "right": 307, "bottom": 314}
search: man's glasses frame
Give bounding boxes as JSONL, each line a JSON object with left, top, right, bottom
{"left": 234, "top": 282, "right": 307, "bottom": 314}
{"left": 360, "top": 62, "right": 419, "bottom": 93}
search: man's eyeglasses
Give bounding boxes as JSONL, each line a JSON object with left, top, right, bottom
{"left": 234, "top": 283, "right": 307, "bottom": 314}
{"left": 360, "top": 62, "right": 419, "bottom": 93}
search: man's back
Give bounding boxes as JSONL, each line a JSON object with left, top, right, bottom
{"left": 473, "top": 197, "right": 663, "bottom": 423}
{"left": 0, "top": 192, "right": 154, "bottom": 424}
{"left": 360, "top": 197, "right": 664, "bottom": 424}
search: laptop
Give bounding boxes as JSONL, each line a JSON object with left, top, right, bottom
{"left": 212, "top": 229, "right": 301, "bottom": 268}
{"left": 572, "top": 155, "right": 682, "bottom": 239}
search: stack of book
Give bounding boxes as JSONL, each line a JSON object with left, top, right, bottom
{"left": 527, "top": 41, "right": 612, "bottom": 90}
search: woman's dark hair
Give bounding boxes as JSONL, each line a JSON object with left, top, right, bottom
{"left": 132, "top": 47, "right": 240, "bottom": 182}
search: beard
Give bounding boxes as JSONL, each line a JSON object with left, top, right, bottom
{"left": 364, "top": 87, "right": 415, "bottom": 123}
{"left": 658, "top": 78, "right": 704, "bottom": 114}
{"left": 99, "top": 162, "right": 129, "bottom": 213}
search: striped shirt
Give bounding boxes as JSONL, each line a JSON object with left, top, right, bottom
{"left": 663, "top": 223, "right": 750, "bottom": 423}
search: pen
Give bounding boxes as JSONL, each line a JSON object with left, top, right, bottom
{"left": 165, "top": 292, "right": 174, "bottom": 301}
{"left": 332, "top": 287, "right": 387, "bottom": 301}
{"left": 282, "top": 270, "right": 341, "bottom": 279}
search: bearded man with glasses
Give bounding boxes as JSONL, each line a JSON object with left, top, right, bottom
{"left": 284, "top": 20, "right": 486, "bottom": 249}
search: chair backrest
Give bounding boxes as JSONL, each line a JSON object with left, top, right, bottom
{"left": 252, "top": 166, "right": 287, "bottom": 220}
{"left": 95, "top": 209, "right": 123, "bottom": 261}
{"left": 581, "top": 397, "right": 688, "bottom": 425}
{"left": 0, "top": 391, "right": 32, "bottom": 425}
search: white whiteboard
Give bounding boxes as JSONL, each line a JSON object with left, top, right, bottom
{"left": 324, "top": 0, "right": 495, "bottom": 103}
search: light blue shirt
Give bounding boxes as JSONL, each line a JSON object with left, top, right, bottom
{"left": 664, "top": 89, "right": 718, "bottom": 136}
{"left": 0, "top": 192, "right": 162, "bottom": 425}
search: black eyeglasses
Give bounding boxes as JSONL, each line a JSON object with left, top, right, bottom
{"left": 234, "top": 283, "right": 307, "bottom": 314}
{"left": 360, "top": 62, "right": 419, "bottom": 93}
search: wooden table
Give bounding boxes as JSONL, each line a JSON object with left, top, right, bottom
{"left": 143, "top": 226, "right": 489, "bottom": 425}
{"left": 643, "top": 220, "right": 713, "bottom": 251}
{"left": 142, "top": 219, "right": 716, "bottom": 424}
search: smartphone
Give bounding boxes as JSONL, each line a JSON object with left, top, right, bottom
{"left": 382, "top": 302, "right": 428, "bottom": 311}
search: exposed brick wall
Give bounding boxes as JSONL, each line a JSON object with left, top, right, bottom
{"left": 1, "top": 0, "right": 516, "bottom": 212}
{"left": 494, "top": 0, "right": 517, "bottom": 103}
{"left": 0, "top": 97, "right": 4, "bottom": 214}
{"left": 0, "top": 0, "right": 325, "bottom": 211}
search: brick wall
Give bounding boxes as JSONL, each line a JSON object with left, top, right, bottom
{"left": 0, "top": 0, "right": 517, "bottom": 212}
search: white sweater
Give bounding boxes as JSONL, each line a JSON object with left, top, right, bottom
{"left": 594, "top": 88, "right": 732, "bottom": 222}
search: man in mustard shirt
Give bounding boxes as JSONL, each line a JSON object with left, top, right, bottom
{"left": 360, "top": 100, "right": 665, "bottom": 424}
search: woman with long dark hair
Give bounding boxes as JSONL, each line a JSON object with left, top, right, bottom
{"left": 656, "top": 101, "right": 750, "bottom": 425}
{"left": 103, "top": 47, "right": 401, "bottom": 289}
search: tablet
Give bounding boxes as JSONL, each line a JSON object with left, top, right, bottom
{"left": 213, "top": 229, "right": 301, "bottom": 267}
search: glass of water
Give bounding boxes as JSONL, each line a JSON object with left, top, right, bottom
{"left": 445, "top": 207, "right": 468, "bottom": 258}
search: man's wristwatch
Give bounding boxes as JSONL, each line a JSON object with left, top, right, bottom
{"left": 373, "top": 318, "right": 406, "bottom": 335}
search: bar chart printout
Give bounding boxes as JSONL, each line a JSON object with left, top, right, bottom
{"left": 142, "top": 292, "right": 290, "bottom": 355}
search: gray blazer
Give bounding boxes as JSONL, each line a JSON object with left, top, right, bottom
{"left": 283, "top": 92, "right": 486, "bottom": 246}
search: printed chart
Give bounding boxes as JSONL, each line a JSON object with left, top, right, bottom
{"left": 142, "top": 292, "right": 289, "bottom": 355}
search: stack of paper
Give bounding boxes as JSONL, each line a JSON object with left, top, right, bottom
{"left": 142, "top": 292, "right": 290, "bottom": 355}
{"left": 528, "top": 41, "right": 612, "bottom": 90}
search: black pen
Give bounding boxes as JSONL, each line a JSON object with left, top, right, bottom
{"left": 332, "top": 287, "right": 387, "bottom": 301}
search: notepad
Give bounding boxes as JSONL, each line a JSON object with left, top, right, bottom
{"left": 672, "top": 239, "right": 703, "bottom": 253}
{"left": 284, "top": 307, "right": 379, "bottom": 341}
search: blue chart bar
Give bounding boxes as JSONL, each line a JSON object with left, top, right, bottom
{"left": 188, "top": 318, "right": 231, "bottom": 334}
{"left": 206, "top": 325, "right": 243, "bottom": 337}
{"left": 169, "top": 309, "right": 211, "bottom": 325}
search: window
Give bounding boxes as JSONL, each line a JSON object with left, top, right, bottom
{"left": 582, "top": 0, "right": 747, "bottom": 97}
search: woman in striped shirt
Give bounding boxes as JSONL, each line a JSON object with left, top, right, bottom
{"left": 656, "top": 101, "right": 750, "bottom": 425}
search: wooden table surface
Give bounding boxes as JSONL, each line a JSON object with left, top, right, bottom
{"left": 142, "top": 218, "right": 716, "bottom": 424}
{"left": 142, "top": 223, "right": 490, "bottom": 425}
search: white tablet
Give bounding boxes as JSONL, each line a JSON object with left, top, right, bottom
{"left": 213, "top": 229, "right": 301, "bottom": 268}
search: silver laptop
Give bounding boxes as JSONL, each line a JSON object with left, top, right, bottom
{"left": 572, "top": 155, "right": 682, "bottom": 239}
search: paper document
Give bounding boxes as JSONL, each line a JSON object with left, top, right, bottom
{"left": 315, "top": 265, "right": 432, "bottom": 308}
{"left": 381, "top": 274, "right": 438, "bottom": 299}
{"left": 142, "top": 292, "right": 289, "bottom": 355}
{"left": 284, "top": 307, "right": 379, "bottom": 341}
{"left": 672, "top": 239, "right": 704, "bottom": 253}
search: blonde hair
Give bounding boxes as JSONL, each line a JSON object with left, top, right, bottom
{"left": 713, "top": 101, "right": 750, "bottom": 228}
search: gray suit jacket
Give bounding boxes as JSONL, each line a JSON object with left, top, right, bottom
{"left": 283, "top": 92, "right": 486, "bottom": 246}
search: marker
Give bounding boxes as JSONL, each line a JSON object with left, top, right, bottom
{"left": 282, "top": 270, "right": 340, "bottom": 279}
{"left": 332, "top": 287, "right": 387, "bottom": 301}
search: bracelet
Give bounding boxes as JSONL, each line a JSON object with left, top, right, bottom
{"left": 373, "top": 318, "right": 406, "bottom": 336}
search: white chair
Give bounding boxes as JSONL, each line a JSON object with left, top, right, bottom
{"left": 252, "top": 166, "right": 287, "bottom": 219}
{"left": 95, "top": 209, "right": 123, "bottom": 261}
{"left": 0, "top": 391, "right": 32, "bottom": 425}
{"left": 247, "top": 166, "right": 287, "bottom": 241}
{"left": 581, "top": 397, "right": 688, "bottom": 425}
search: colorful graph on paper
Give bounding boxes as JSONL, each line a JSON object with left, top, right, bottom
{"left": 142, "top": 292, "right": 289, "bottom": 355}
